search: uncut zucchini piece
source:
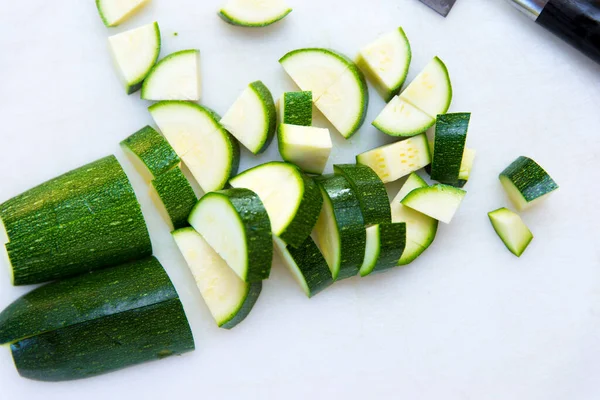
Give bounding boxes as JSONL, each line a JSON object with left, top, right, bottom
{"left": 173, "top": 228, "right": 262, "bottom": 329}
{"left": 499, "top": 156, "right": 559, "bottom": 211}
{"left": 96, "top": 0, "right": 150, "bottom": 27}
{"left": 430, "top": 113, "right": 470, "bottom": 185}
{"left": 373, "top": 96, "right": 435, "bottom": 137}
{"left": 151, "top": 167, "right": 197, "bottom": 230}
{"left": 189, "top": 189, "right": 272, "bottom": 282}
{"left": 120, "top": 125, "right": 180, "bottom": 181}
{"left": 399, "top": 56, "right": 452, "bottom": 117}
{"left": 314, "top": 175, "right": 366, "bottom": 281}
{"left": 219, "top": 0, "right": 292, "bottom": 27}
{"left": 488, "top": 208, "right": 534, "bottom": 257}
{"left": 356, "top": 133, "right": 431, "bottom": 183}
{"left": 333, "top": 164, "right": 391, "bottom": 225}
{"left": 274, "top": 236, "right": 333, "bottom": 298}
{"left": 229, "top": 162, "right": 323, "bottom": 248}
{"left": 278, "top": 125, "right": 332, "bottom": 175}
{"left": 108, "top": 22, "right": 161, "bottom": 94}
{"left": 141, "top": 50, "right": 201, "bottom": 101}
{"left": 359, "top": 223, "right": 406, "bottom": 277}
{"left": 278, "top": 91, "right": 312, "bottom": 126}
{"left": 220, "top": 81, "right": 277, "bottom": 154}
{"left": 401, "top": 184, "right": 466, "bottom": 224}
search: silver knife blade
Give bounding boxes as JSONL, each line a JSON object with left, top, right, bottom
{"left": 418, "top": 0, "right": 457, "bottom": 17}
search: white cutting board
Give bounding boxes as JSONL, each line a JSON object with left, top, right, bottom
{"left": 0, "top": 0, "right": 599, "bottom": 399}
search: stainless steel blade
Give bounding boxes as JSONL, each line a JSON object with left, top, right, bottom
{"left": 418, "top": 0, "right": 457, "bottom": 17}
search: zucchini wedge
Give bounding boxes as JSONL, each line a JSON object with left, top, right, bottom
{"left": 151, "top": 167, "right": 197, "bottom": 230}
{"left": 96, "top": 0, "right": 150, "bottom": 27}
{"left": 142, "top": 50, "right": 202, "bottom": 101}
{"left": 278, "top": 125, "right": 332, "bottom": 175}
{"left": 430, "top": 113, "right": 471, "bottom": 185}
{"left": 401, "top": 184, "right": 466, "bottom": 224}
{"left": 278, "top": 91, "right": 313, "bottom": 126}
{"left": 488, "top": 208, "right": 534, "bottom": 257}
{"left": 372, "top": 96, "right": 435, "bottom": 137}
{"left": 360, "top": 223, "right": 406, "bottom": 277}
{"left": 219, "top": 0, "right": 292, "bottom": 27}
{"left": 399, "top": 56, "right": 452, "bottom": 117}
{"left": 499, "top": 156, "right": 559, "bottom": 211}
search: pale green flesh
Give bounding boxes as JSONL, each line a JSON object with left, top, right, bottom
{"left": 459, "top": 148, "right": 476, "bottom": 180}
{"left": 219, "top": 0, "right": 292, "bottom": 26}
{"left": 273, "top": 237, "right": 310, "bottom": 295}
{"left": 313, "top": 189, "right": 340, "bottom": 279}
{"left": 359, "top": 225, "right": 380, "bottom": 277}
{"left": 142, "top": 50, "right": 201, "bottom": 101}
{"left": 488, "top": 208, "right": 533, "bottom": 257}
{"left": 373, "top": 96, "right": 435, "bottom": 137}
{"left": 278, "top": 125, "right": 332, "bottom": 175}
{"left": 499, "top": 175, "right": 553, "bottom": 211}
{"left": 96, "top": 0, "right": 150, "bottom": 27}
{"left": 402, "top": 184, "right": 466, "bottom": 224}
{"left": 399, "top": 57, "right": 452, "bottom": 118}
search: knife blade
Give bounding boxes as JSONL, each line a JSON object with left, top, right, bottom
{"left": 418, "top": 0, "right": 458, "bottom": 17}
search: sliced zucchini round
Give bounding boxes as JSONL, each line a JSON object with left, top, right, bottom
{"left": 172, "top": 227, "right": 262, "bottom": 329}
{"left": 220, "top": 81, "right": 277, "bottom": 155}
{"left": 189, "top": 189, "right": 272, "bottom": 282}
{"left": 96, "top": 0, "right": 150, "bottom": 27}
{"left": 372, "top": 96, "right": 435, "bottom": 137}
{"left": 401, "top": 184, "right": 466, "bottom": 224}
{"left": 359, "top": 223, "right": 406, "bottom": 277}
{"left": 430, "top": 113, "right": 471, "bottom": 185}
{"left": 149, "top": 101, "right": 240, "bottom": 193}
{"left": 399, "top": 56, "right": 452, "bottom": 118}
{"left": 499, "top": 156, "right": 559, "bottom": 211}
{"left": 278, "top": 125, "right": 332, "bottom": 175}
{"left": 488, "top": 208, "right": 534, "bottom": 257}
{"left": 108, "top": 22, "right": 161, "bottom": 94}
{"left": 278, "top": 91, "right": 313, "bottom": 126}
{"left": 150, "top": 167, "right": 197, "bottom": 230}
{"left": 219, "top": 0, "right": 292, "bottom": 27}
{"left": 141, "top": 50, "right": 201, "bottom": 101}
{"left": 229, "top": 162, "right": 323, "bottom": 248}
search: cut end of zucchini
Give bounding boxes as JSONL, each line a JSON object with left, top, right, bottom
{"left": 219, "top": 0, "right": 292, "bottom": 27}
{"left": 488, "top": 208, "right": 533, "bottom": 257}
{"left": 459, "top": 148, "right": 476, "bottom": 182}
{"left": 151, "top": 167, "right": 197, "bottom": 230}
{"left": 96, "top": 0, "right": 151, "bottom": 27}
{"left": 499, "top": 156, "right": 559, "bottom": 211}
{"left": 278, "top": 125, "right": 332, "bottom": 175}
{"left": 372, "top": 96, "right": 435, "bottom": 137}
{"left": 399, "top": 56, "right": 452, "bottom": 118}
{"left": 142, "top": 50, "right": 201, "bottom": 101}
{"left": 401, "top": 184, "right": 466, "bottom": 224}
{"left": 278, "top": 91, "right": 313, "bottom": 126}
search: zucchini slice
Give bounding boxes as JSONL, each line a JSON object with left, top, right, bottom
{"left": 359, "top": 223, "right": 406, "bottom": 277}
{"left": 391, "top": 173, "right": 438, "bottom": 265}
{"left": 314, "top": 175, "right": 366, "bottom": 281}
{"left": 219, "top": 0, "right": 292, "bottom": 27}
{"left": 356, "top": 133, "right": 431, "bottom": 183}
{"left": 457, "top": 147, "right": 476, "bottom": 187}
{"left": 108, "top": 22, "right": 161, "bottom": 94}
{"left": 149, "top": 101, "right": 240, "bottom": 192}
{"left": 220, "top": 81, "right": 277, "bottom": 154}
{"left": 278, "top": 91, "right": 312, "bottom": 126}
{"left": 278, "top": 125, "right": 332, "bottom": 175}
{"left": 488, "top": 208, "right": 534, "bottom": 257}
{"left": 273, "top": 236, "right": 333, "bottom": 298}
{"left": 373, "top": 96, "right": 435, "bottom": 137}
{"left": 189, "top": 189, "right": 272, "bottom": 282}
{"left": 120, "top": 125, "right": 180, "bottom": 181}
{"left": 399, "top": 56, "right": 452, "bottom": 117}
{"left": 96, "top": 0, "right": 150, "bottom": 27}
{"left": 141, "top": 50, "right": 201, "bottom": 101}
{"left": 430, "top": 113, "right": 470, "bottom": 185}
{"left": 356, "top": 27, "right": 412, "bottom": 102}
{"left": 229, "top": 162, "right": 323, "bottom": 248}
{"left": 173, "top": 227, "right": 262, "bottom": 328}
{"left": 333, "top": 164, "right": 391, "bottom": 225}
{"left": 401, "top": 184, "right": 466, "bottom": 224}
{"left": 499, "top": 156, "right": 559, "bottom": 211}
{"left": 151, "top": 167, "right": 197, "bottom": 230}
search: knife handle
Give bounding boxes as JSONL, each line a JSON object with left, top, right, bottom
{"left": 536, "top": 0, "right": 600, "bottom": 63}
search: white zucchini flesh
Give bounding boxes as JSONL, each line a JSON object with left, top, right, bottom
{"left": 108, "top": 22, "right": 160, "bottom": 94}
{"left": 278, "top": 125, "right": 332, "bottom": 175}
{"left": 372, "top": 96, "right": 435, "bottom": 137}
{"left": 219, "top": 0, "right": 292, "bottom": 26}
{"left": 459, "top": 148, "right": 476, "bottom": 181}
{"left": 399, "top": 57, "right": 452, "bottom": 118}
{"left": 142, "top": 50, "right": 201, "bottom": 101}
{"left": 273, "top": 237, "right": 311, "bottom": 295}
{"left": 96, "top": 0, "right": 150, "bottom": 27}
{"left": 359, "top": 225, "right": 380, "bottom": 276}
{"left": 401, "top": 184, "right": 466, "bottom": 224}
{"left": 313, "top": 190, "right": 340, "bottom": 278}
{"left": 488, "top": 208, "right": 534, "bottom": 257}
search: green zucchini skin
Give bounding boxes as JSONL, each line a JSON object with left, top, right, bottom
{"left": 371, "top": 223, "right": 406, "bottom": 275}
{"left": 333, "top": 164, "right": 391, "bottom": 225}
{"left": 280, "top": 171, "right": 323, "bottom": 248}
{"left": 221, "top": 282, "right": 263, "bottom": 329}
{"left": 430, "top": 113, "right": 470, "bottom": 185}
{"left": 151, "top": 167, "right": 197, "bottom": 229}
{"left": 500, "top": 156, "right": 559, "bottom": 202}
{"left": 11, "top": 299, "right": 194, "bottom": 382}
{"left": 120, "top": 125, "right": 180, "bottom": 178}
{"left": 280, "top": 91, "right": 313, "bottom": 126}
{"left": 250, "top": 81, "right": 278, "bottom": 154}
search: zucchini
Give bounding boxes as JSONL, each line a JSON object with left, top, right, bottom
{"left": 120, "top": 125, "right": 180, "bottom": 181}
{"left": 356, "top": 133, "right": 431, "bottom": 183}
{"left": 499, "top": 156, "right": 559, "bottom": 211}
{"left": 278, "top": 91, "right": 312, "bottom": 126}
{"left": 333, "top": 164, "right": 391, "bottom": 225}
{"left": 151, "top": 167, "right": 197, "bottom": 230}
{"left": 141, "top": 50, "right": 202, "bottom": 101}
{"left": 359, "top": 223, "right": 406, "bottom": 277}
{"left": 356, "top": 27, "right": 412, "bottom": 102}
{"left": 391, "top": 173, "right": 438, "bottom": 265}
{"left": 220, "top": 81, "right": 277, "bottom": 155}
{"left": 488, "top": 208, "right": 534, "bottom": 257}
{"left": 96, "top": 0, "right": 150, "bottom": 27}
{"left": 372, "top": 96, "right": 435, "bottom": 137}
{"left": 313, "top": 175, "right": 366, "bottom": 281}
{"left": 108, "top": 22, "right": 161, "bottom": 94}
{"left": 430, "top": 113, "right": 470, "bottom": 185}
{"left": 149, "top": 101, "right": 240, "bottom": 193}
{"left": 401, "top": 184, "right": 466, "bottom": 224}
{"left": 278, "top": 125, "right": 332, "bottom": 175}
{"left": 273, "top": 236, "right": 333, "bottom": 298}
{"left": 173, "top": 227, "right": 262, "bottom": 328}
{"left": 458, "top": 147, "right": 476, "bottom": 187}
{"left": 229, "top": 162, "right": 323, "bottom": 248}
{"left": 399, "top": 56, "right": 452, "bottom": 117}
{"left": 189, "top": 189, "right": 272, "bottom": 282}
{"left": 219, "top": 0, "right": 292, "bottom": 27}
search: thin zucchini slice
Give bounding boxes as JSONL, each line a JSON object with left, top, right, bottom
{"left": 219, "top": 0, "right": 292, "bottom": 27}
{"left": 150, "top": 167, "right": 197, "bottom": 230}
{"left": 499, "top": 156, "right": 559, "bottom": 211}
{"left": 488, "top": 208, "right": 534, "bottom": 257}
{"left": 278, "top": 91, "right": 313, "bottom": 126}
{"left": 96, "top": 0, "right": 150, "bottom": 27}
{"left": 141, "top": 50, "right": 201, "bottom": 101}
{"left": 372, "top": 96, "right": 435, "bottom": 137}
{"left": 430, "top": 113, "right": 470, "bottom": 185}
{"left": 399, "top": 56, "right": 452, "bottom": 117}
{"left": 401, "top": 184, "right": 466, "bottom": 224}
{"left": 457, "top": 147, "right": 476, "bottom": 187}
{"left": 359, "top": 223, "right": 406, "bottom": 277}
{"left": 278, "top": 125, "right": 332, "bottom": 175}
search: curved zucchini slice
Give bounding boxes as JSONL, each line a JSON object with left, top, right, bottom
{"left": 333, "top": 164, "right": 391, "bottom": 225}
{"left": 189, "top": 189, "right": 272, "bottom": 282}
{"left": 314, "top": 175, "right": 366, "bottom": 281}
{"left": 141, "top": 50, "right": 201, "bottom": 101}
{"left": 229, "top": 162, "right": 323, "bottom": 248}
{"left": 430, "top": 113, "right": 470, "bottom": 185}
{"left": 173, "top": 228, "right": 262, "bottom": 328}
{"left": 278, "top": 91, "right": 312, "bottom": 126}
{"left": 120, "top": 125, "right": 180, "bottom": 181}
{"left": 108, "top": 22, "right": 161, "bottom": 94}
{"left": 96, "top": 0, "right": 150, "bottom": 27}
{"left": 488, "top": 208, "right": 534, "bottom": 257}
{"left": 278, "top": 125, "right": 332, "bottom": 175}
{"left": 499, "top": 156, "right": 559, "bottom": 211}
{"left": 149, "top": 101, "right": 240, "bottom": 192}
{"left": 220, "top": 81, "right": 277, "bottom": 154}
{"left": 359, "top": 223, "right": 406, "bottom": 277}
{"left": 401, "top": 184, "right": 466, "bottom": 224}
{"left": 357, "top": 27, "right": 412, "bottom": 102}
{"left": 150, "top": 167, "right": 197, "bottom": 230}
{"left": 274, "top": 236, "right": 333, "bottom": 298}
{"left": 373, "top": 96, "right": 435, "bottom": 137}
{"left": 399, "top": 56, "right": 452, "bottom": 118}
{"left": 219, "top": 0, "right": 292, "bottom": 27}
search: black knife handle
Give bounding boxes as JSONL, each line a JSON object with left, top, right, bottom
{"left": 536, "top": 0, "right": 600, "bottom": 63}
